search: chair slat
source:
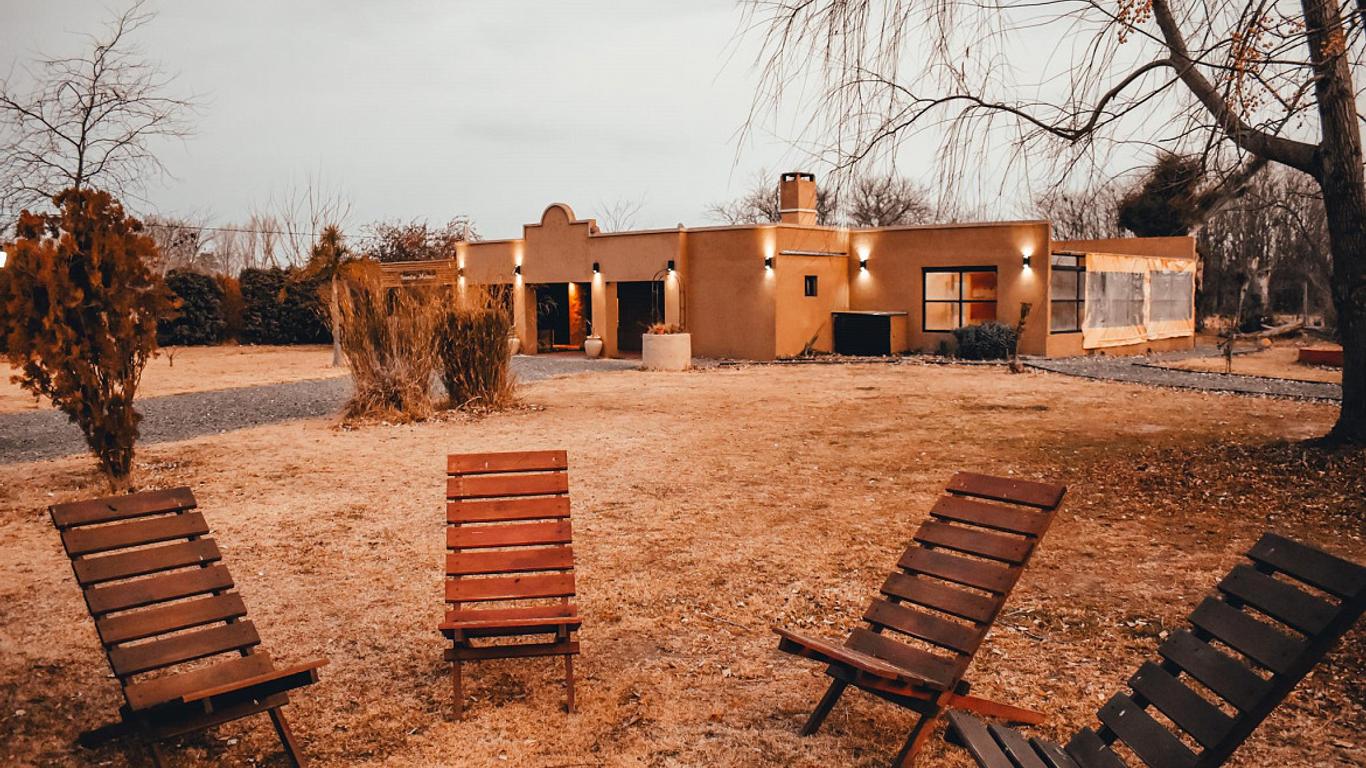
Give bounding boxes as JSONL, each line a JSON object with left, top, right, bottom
{"left": 1189, "top": 597, "right": 1305, "bottom": 675}
{"left": 914, "top": 521, "right": 1033, "bottom": 563}
{"left": 448, "top": 450, "right": 567, "bottom": 475}
{"left": 1031, "top": 739, "right": 1083, "bottom": 768}
{"left": 446, "top": 520, "right": 573, "bottom": 550}
{"left": 447, "top": 546, "right": 573, "bottom": 576}
{"left": 73, "top": 539, "right": 221, "bottom": 586}
{"left": 445, "top": 603, "right": 578, "bottom": 625}
{"left": 930, "top": 495, "right": 1050, "bottom": 536}
{"left": 990, "top": 722, "right": 1051, "bottom": 768}
{"left": 1158, "top": 630, "right": 1270, "bottom": 712}
{"left": 864, "top": 598, "right": 982, "bottom": 655}
{"left": 84, "top": 564, "right": 234, "bottom": 616}
{"left": 447, "top": 496, "right": 570, "bottom": 524}
{"left": 898, "top": 546, "right": 1016, "bottom": 593}
{"left": 61, "top": 512, "right": 210, "bottom": 557}
{"left": 880, "top": 572, "right": 1000, "bottom": 624}
{"left": 946, "top": 472, "right": 1066, "bottom": 509}
{"left": 1248, "top": 533, "right": 1366, "bottom": 600}
{"left": 123, "top": 652, "right": 276, "bottom": 711}
{"left": 1063, "top": 728, "right": 1126, "bottom": 768}
{"left": 844, "top": 627, "right": 956, "bottom": 690}
{"left": 447, "top": 472, "right": 568, "bottom": 500}
{"left": 946, "top": 712, "right": 1018, "bottom": 768}
{"left": 445, "top": 572, "right": 575, "bottom": 603}
{"left": 1218, "top": 565, "right": 1335, "bottom": 635}
{"left": 97, "top": 593, "right": 248, "bottom": 646}
{"left": 50, "top": 487, "right": 197, "bottom": 529}
{"left": 1096, "top": 692, "right": 1197, "bottom": 768}
{"left": 108, "top": 621, "right": 260, "bottom": 677}
{"left": 1127, "top": 661, "right": 1233, "bottom": 750}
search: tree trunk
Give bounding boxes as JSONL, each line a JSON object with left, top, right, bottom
{"left": 1304, "top": 0, "right": 1366, "bottom": 442}
{"left": 330, "top": 274, "right": 343, "bottom": 368}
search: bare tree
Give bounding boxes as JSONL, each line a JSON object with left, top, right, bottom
{"left": 362, "top": 217, "right": 479, "bottom": 263}
{"left": 265, "top": 175, "right": 353, "bottom": 266}
{"left": 594, "top": 197, "right": 645, "bottom": 232}
{"left": 1030, "top": 185, "right": 1128, "bottom": 241}
{"left": 706, "top": 169, "right": 839, "bottom": 224}
{"left": 143, "top": 213, "right": 209, "bottom": 274}
{"left": 845, "top": 174, "right": 933, "bottom": 227}
{"left": 0, "top": 1, "right": 194, "bottom": 220}
{"left": 745, "top": 0, "right": 1366, "bottom": 442}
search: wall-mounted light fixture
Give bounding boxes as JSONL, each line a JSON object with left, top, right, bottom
{"left": 666, "top": 259, "right": 675, "bottom": 273}
{"left": 1021, "top": 244, "right": 1035, "bottom": 269}
{"left": 859, "top": 257, "right": 869, "bottom": 271}
{"left": 457, "top": 266, "right": 465, "bottom": 278}
{"left": 592, "top": 261, "right": 600, "bottom": 274}
{"left": 514, "top": 264, "right": 522, "bottom": 276}
{"left": 0, "top": 249, "right": 7, "bottom": 269}
{"left": 764, "top": 256, "right": 774, "bottom": 271}
{"left": 1021, "top": 254, "right": 1032, "bottom": 268}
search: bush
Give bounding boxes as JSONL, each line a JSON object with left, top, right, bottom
{"left": 216, "top": 274, "right": 244, "bottom": 341}
{"left": 239, "top": 267, "right": 331, "bottom": 344}
{"left": 0, "top": 189, "right": 173, "bottom": 486}
{"left": 953, "top": 321, "right": 1017, "bottom": 360}
{"left": 158, "top": 269, "right": 226, "bottom": 346}
{"left": 437, "top": 289, "right": 514, "bottom": 409}
{"left": 335, "top": 270, "right": 440, "bottom": 422}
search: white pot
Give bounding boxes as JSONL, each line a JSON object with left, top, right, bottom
{"left": 508, "top": 335, "right": 521, "bottom": 356}
{"left": 641, "top": 332, "right": 691, "bottom": 371}
{"left": 584, "top": 336, "right": 604, "bottom": 358}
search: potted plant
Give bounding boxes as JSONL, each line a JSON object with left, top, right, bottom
{"left": 583, "top": 321, "right": 604, "bottom": 358}
{"left": 507, "top": 330, "right": 521, "bottom": 356}
{"left": 641, "top": 323, "right": 690, "bottom": 370}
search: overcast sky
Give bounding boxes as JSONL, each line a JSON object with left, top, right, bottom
{"left": 3, "top": 0, "right": 882, "bottom": 237}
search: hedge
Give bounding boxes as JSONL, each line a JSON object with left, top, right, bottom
{"left": 158, "top": 269, "right": 227, "bottom": 346}
{"left": 952, "top": 321, "right": 1017, "bottom": 360}
{"left": 239, "top": 267, "right": 331, "bottom": 345}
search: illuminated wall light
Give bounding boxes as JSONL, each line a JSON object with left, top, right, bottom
{"left": 457, "top": 266, "right": 465, "bottom": 278}
{"left": 1021, "top": 244, "right": 1035, "bottom": 269}
{"left": 859, "top": 257, "right": 869, "bottom": 272}
{"left": 764, "top": 256, "right": 774, "bottom": 271}
{"left": 0, "top": 249, "right": 7, "bottom": 269}
{"left": 666, "top": 259, "right": 675, "bottom": 273}
{"left": 592, "top": 261, "right": 600, "bottom": 274}
{"left": 514, "top": 264, "right": 522, "bottom": 276}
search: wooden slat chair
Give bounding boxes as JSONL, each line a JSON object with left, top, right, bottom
{"left": 48, "top": 487, "right": 326, "bottom": 767}
{"left": 442, "top": 450, "right": 581, "bottom": 717}
{"left": 774, "top": 471, "right": 1067, "bottom": 767}
{"left": 945, "top": 533, "right": 1366, "bottom": 768}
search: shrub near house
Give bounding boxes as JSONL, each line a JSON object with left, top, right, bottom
{"left": 239, "top": 267, "right": 331, "bottom": 345}
{"left": 158, "top": 269, "right": 227, "bottom": 345}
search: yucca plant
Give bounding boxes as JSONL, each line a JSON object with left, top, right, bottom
{"left": 334, "top": 266, "right": 440, "bottom": 422}
{"left": 436, "top": 285, "right": 515, "bottom": 410}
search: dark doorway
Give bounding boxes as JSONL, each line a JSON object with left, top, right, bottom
{"left": 833, "top": 311, "right": 902, "bottom": 356}
{"left": 616, "top": 281, "right": 663, "bottom": 352}
{"left": 534, "top": 283, "right": 570, "bottom": 351}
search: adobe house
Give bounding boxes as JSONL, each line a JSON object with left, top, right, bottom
{"left": 379, "top": 172, "right": 1196, "bottom": 360}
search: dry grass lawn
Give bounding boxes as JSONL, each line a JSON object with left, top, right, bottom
{"left": 1157, "top": 346, "right": 1343, "bottom": 384}
{"left": 0, "top": 344, "right": 343, "bottom": 413}
{"left": 0, "top": 362, "right": 1362, "bottom": 767}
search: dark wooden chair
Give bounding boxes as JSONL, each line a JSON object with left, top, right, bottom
{"left": 48, "top": 487, "right": 326, "bottom": 767}
{"left": 945, "top": 533, "right": 1366, "bottom": 768}
{"left": 442, "top": 450, "right": 580, "bottom": 717}
{"left": 774, "top": 471, "right": 1067, "bottom": 767}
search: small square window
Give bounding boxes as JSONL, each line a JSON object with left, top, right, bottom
{"left": 804, "top": 275, "right": 818, "bottom": 297}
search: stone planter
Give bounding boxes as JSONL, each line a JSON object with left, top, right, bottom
{"left": 508, "top": 335, "right": 521, "bottom": 356}
{"left": 583, "top": 336, "right": 604, "bottom": 359}
{"left": 641, "top": 332, "right": 691, "bottom": 371}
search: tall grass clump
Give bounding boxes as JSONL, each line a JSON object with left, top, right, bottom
{"left": 335, "top": 268, "right": 440, "bottom": 422}
{"left": 437, "top": 285, "right": 516, "bottom": 410}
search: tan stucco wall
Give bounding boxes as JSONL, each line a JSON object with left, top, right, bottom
{"left": 1052, "top": 236, "right": 1196, "bottom": 260}
{"left": 848, "top": 221, "right": 1052, "bottom": 355}
{"left": 684, "top": 227, "right": 779, "bottom": 359}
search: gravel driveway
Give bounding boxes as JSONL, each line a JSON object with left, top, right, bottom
{"left": 1026, "top": 353, "right": 1342, "bottom": 401}
{"left": 0, "top": 355, "right": 636, "bottom": 464}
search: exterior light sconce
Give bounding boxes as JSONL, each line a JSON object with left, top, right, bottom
{"left": 859, "top": 257, "right": 868, "bottom": 271}
{"left": 514, "top": 265, "right": 522, "bottom": 276}
{"left": 457, "top": 266, "right": 465, "bottom": 278}
{"left": 1021, "top": 254, "right": 1032, "bottom": 268}
{"left": 666, "top": 259, "right": 675, "bottom": 273}
{"left": 592, "top": 261, "right": 600, "bottom": 274}
{"left": 0, "top": 249, "right": 7, "bottom": 269}
{"left": 764, "top": 256, "right": 774, "bottom": 271}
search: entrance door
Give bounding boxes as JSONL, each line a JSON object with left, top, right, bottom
{"left": 533, "top": 283, "right": 571, "bottom": 351}
{"left": 616, "top": 281, "right": 663, "bottom": 352}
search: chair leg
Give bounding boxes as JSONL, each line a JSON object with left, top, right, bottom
{"left": 269, "top": 706, "right": 306, "bottom": 768}
{"left": 800, "top": 678, "right": 849, "bottom": 736}
{"left": 564, "top": 655, "right": 576, "bottom": 714}
{"left": 451, "top": 661, "right": 464, "bottom": 719}
{"left": 891, "top": 707, "right": 942, "bottom": 768}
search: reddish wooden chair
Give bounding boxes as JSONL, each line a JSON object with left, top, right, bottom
{"left": 945, "top": 533, "right": 1366, "bottom": 768}
{"left": 442, "top": 450, "right": 580, "bottom": 717}
{"left": 48, "top": 487, "right": 326, "bottom": 767}
{"left": 775, "top": 471, "right": 1067, "bottom": 767}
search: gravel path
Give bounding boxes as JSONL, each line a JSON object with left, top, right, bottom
{"left": 0, "top": 355, "right": 637, "bottom": 464}
{"left": 1026, "top": 353, "right": 1342, "bottom": 401}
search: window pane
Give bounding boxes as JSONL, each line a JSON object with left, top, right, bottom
{"left": 925, "top": 271, "right": 960, "bottom": 301}
{"left": 1050, "top": 268, "right": 1078, "bottom": 299}
{"left": 965, "top": 301, "right": 997, "bottom": 325}
{"left": 964, "top": 271, "right": 997, "bottom": 300}
{"left": 925, "top": 302, "right": 960, "bottom": 331}
{"left": 1050, "top": 300, "right": 1079, "bottom": 332}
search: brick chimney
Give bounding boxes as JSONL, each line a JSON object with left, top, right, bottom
{"left": 778, "top": 172, "right": 817, "bottom": 225}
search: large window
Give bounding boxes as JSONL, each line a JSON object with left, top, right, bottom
{"left": 923, "top": 267, "right": 997, "bottom": 331}
{"left": 1049, "top": 253, "right": 1085, "bottom": 333}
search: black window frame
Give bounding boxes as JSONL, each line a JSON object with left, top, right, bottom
{"left": 922, "top": 266, "right": 998, "bottom": 332}
{"left": 804, "top": 274, "right": 818, "bottom": 297}
{"left": 1049, "top": 253, "right": 1086, "bottom": 334}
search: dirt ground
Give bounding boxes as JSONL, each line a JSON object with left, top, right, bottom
{"left": 0, "top": 362, "right": 1362, "bottom": 767}
{"left": 1157, "top": 346, "right": 1343, "bottom": 384}
{"left": 0, "top": 345, "right": 343, "bottom": 413}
